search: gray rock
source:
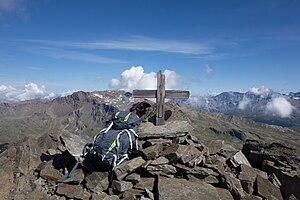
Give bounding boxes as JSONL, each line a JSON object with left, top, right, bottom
{"left": 134, "top": 177, "right": 155, "bottom": 191}
{"left": 114, "top": 157, "right": 145, "bottom": 181}
{"left": 160, "top": 144, "right": 187, "bottom": 163}
{"left": 222, "top": 144, "right": 239, "bottom": 158}
{"left": 238, "top": 164, "right": 267, "bottom": 194}
{"left": 209, "top": 155, "right": 227, "bottom": 171}
{"left": 103, "top": 195, "right": 120, "bottom": 200}
{"left": 83, "top": 189, "right": 92, "bottom": 200}
{"left": 59, "top": 168, "right": 85, "bottom": 184}
{"left": 147, "top": 164, "right": 177, "bottom": 176}
{"left": 150, "top": 156, "right": 169, "bottom": 165}
{"left": 229, "top": 151, "right": 251, "bottom": 168}
{"left": 143, "top": 138, "right": 172, "bottom": 146}
{"left": 186, "top": 138, "right": 205, "bottom": 151}
{"left": 176, "top": 163, "right": 219, "bottom": 177}
{"left": 141, "top": 160, "right": 152, "bottom": 169}
{"left": 112, "top": 180, "right": 133, "bottom": 193}
{"left": 124, "top": 173, "right": 140, "bottom": 184}
{"left": 243, "top": 195, "right": 263, "bottom": 200}
{"left": 39, "top": 160, "right": 61, "bottom": 183}
{"left": 140, "top": 197, "right": 152, "bottom": 200}
{"left": 158, "top": 176, "right": 219, "bottom": 200}
{"left": 122, "top": 188, "right": 145, "bottom": 199}
{"left": 242, "top": 140, "right": 297, "bottom": 165}
{"left": 138, "top": 121, "right": 192, "bottom": 139}
{"left": 60, "top": 132, "right": 93, "bottom": 157}
{"left": 145, "top": 188, "right": 154, "bottom": 200}
{"left": 180, "top": 145, "right": 204, "bottom": 167}
{"left": 262, "top": 160, "right": 300, "bottom": 200}
{"left": 203, "top": 175, "right": 219, "bottom": 184}
{"left": 23, "top": 188, "right": 47, "bottom": 200}
{"left": 256, "top": 175, "right": 283, "bottom": 200}
{"left": 187, "top": 174, "right": 219, "bottom": 184}
{"left": 141, "top": 143, "right": 163, "bottom": 160}
{"left": 186, "top": 134, "right": 200, "bottom": 143}
{"left": 91, "top": 192, "right": 110, "bottom": 200}
{"left": 0, "top": 153, "right": 15, "bottom": 199}
{"left": 56, "top": 183, "right": 83, "bottom": 199}
{"left": 50, "top": 195, "right": 66, "bottom": 200}
{"left": 216, "top": 188, "right": 234, "bottom": 200}
{"left": 172, "top": 136, "right": 187, "bottom": 144}
{"left": 85, "top": 171, "right": 109, "bottom": 193}
{"left": 121, "top": 190, "right": 137, "bottom": 200}
{"left": 219, "top": 172, "right": 246, "bottom": 200}
{"left": 207, "top": 140, "right": 224, "bottom": 155}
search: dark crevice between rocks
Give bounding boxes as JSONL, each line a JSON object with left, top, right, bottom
{"left": 52, "top": 151, "right": 77, "bottom": 172}
{"left": 0, "top": 143, "right": 9, "bottom": 154}
{"left": 153, "top": 175, "right": 159, "bottom": 200}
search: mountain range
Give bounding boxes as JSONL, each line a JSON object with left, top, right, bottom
{"left": 0, "top": 90, "right": 131, "bottom": 145}
{"left": 0, "top": 90, "right": 299, "bottom": 155}
{"left": 184, "top": 90, "right": 300, "bottom": 128}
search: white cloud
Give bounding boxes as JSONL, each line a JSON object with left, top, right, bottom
{"left": 4, "top": 83, "right": 46, "bottom": 101}
{"left": 238, "top": 97, "right": 250, "bottom": 110}
{"left": 108, "top": 66, "right": 180, "bottom": 92}
{"left": 0, "top": 84, "right": 16, "bottom": 92}
{"left": 44, "top": 92, "right": 56, "bottom": 99}
{"left": 0, "top": 83, "right": 76, "bottom": 102}
{"left": 59, "top": 90, "right": 78, "bottom": 97}
{"left": 31, "top": 47, "right": 126, "bottom": 64}
{"left": 164, "top": 70, "right": 180, "bottom": 89}
{"left": 205, "top": 64, "right": 213, "bottom": 75}
{"left": 23, "top": 36, "right": 213, "bottom": 55}
{"left": 266, "top": 97, "right": 294, "bottom": 118}
{"left": 25, "top": 82, "right": 45, "bottom": 94}
{"left": 249, "top": 86, "right": 271, "bottom": 96}
{"left": 109, "top": 79, "right": 121, "bottom": 89}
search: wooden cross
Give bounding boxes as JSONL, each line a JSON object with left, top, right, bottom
{"left": 132, "top": 71, "right": 190, "bottom": 126}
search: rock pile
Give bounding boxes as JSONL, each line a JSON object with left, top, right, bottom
{"left": 0, "top": 121, "right": 299, "bottom": 200}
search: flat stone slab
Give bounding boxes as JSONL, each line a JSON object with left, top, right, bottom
{"left": 56, "top": 183, "right": 83, "bottom": 199}
{"left": 114, "top": 156, "right": 146, "bottom": 181}
{"left": 229, "top": 151, "right": 251, "bottom": 168}
{"left": 257, "top": 175, "right": 283, "bottom": 200}
{"left": 158, "top": 176, "right": 219, "bottom": 200}
{"left": 60, "top": 132, "right": 93, "bottom": 157}
{"left": 139, "top": 121, "right": 193, "bottom": 139}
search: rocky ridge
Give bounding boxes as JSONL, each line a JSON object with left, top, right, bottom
{"left": 0, "top": 120, "right": 299, "bottom": 200}
{"left": 0, "top": 90, "right": 133, "bottom": 145}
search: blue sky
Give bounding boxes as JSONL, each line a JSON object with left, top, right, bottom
{"left": 0, "top": 0, "right": 300, "bottom": 100}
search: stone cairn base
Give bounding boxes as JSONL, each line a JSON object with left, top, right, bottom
{"left": 0, "top": 121, "right": 299, "bottom": 200}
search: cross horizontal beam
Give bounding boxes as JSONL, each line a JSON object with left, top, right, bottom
{"left": 133, "top": 90, "right": 190, "bottom": 99}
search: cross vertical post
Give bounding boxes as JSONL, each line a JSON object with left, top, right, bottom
{"left": 156, "top": 71, "right": 166, "bottom": 125}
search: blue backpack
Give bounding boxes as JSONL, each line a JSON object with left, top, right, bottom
{"left": 87, "top": 111, "right": 140, "bottom": 170}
